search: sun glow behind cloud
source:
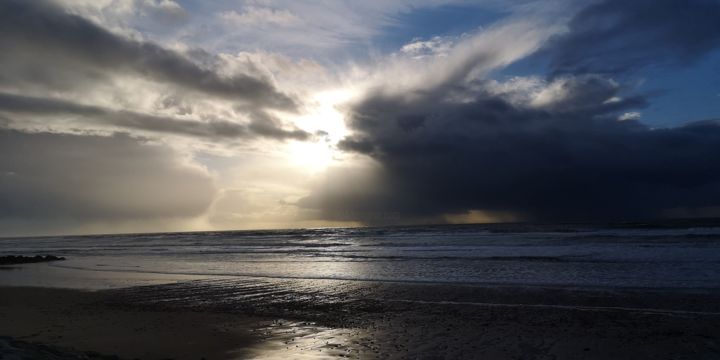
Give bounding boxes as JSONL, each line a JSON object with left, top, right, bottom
{"left": 284, "top": 88, "right": 356, "bottom": 172}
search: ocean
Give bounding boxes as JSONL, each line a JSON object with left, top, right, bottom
{"left": 2, "top": 221, "right": 720, "bottom": 290}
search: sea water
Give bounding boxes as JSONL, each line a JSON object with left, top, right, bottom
{"left": 2, "top": 222, "right": 720, "bottom": 289}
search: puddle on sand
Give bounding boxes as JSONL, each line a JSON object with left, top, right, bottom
{"left": 238, "top": 320, "right": 374, "bottom": 359}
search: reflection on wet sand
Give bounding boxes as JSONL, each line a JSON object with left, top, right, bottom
{"left": 2, "top": 273, "right": 720, "bottom": 359}
{"left": 245, "top": 321, "right": 370, "bottom": 359}
{"left": 3, "top": 261, "right": 720, "bottom": 359}
{"left": 107, "top": 277, "right": 720, "bottom": 359}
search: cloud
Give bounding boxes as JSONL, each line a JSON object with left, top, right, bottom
{"left": 141, "top": 0, "right": 190, "bottom": 26}
{"left": 3, "top": 0, "right": 719, "bottom": 234}
{"left": 300, "top": 4, "right": 720, "bottom": 223}
{"left": 400, "top": 36, "right": 455, "bottom": 58}
{"left": 220, "top": 7, "right": 302, "bottom": 27}
{"left": 50, "top": 0, "right": 189, "bottom": 30}
{"left": 308, "top": 85, "right": 720, "bottom": 222}
{"left": 619, "top": 112, "right": 641, "bottom": 121}
{"left": 0, "top": 0, "right": 297, "bottom": 111}
{"left": 0, "top": 92, "right": 311, "bottom": 141}
{"left": 349, "top": 18, "right": 558, "bottom": 100}
{"left": 545, "top": 0, "right": 720, "bottom": 75}
{"left": 0, "top": 0, "right": 318, "bottom": 147}
{"left": 0, "top": 130, "right": 217, "bottom": 227}
{"left": 195, "top": 0, "right": 526, "bottom": 56}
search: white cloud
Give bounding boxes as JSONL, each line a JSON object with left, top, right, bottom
{"left": 220, "top": 7, "right": 301, "bottom": 27}
{"left": 619, "top": 111, "right": 642, "bottom": 121}
{"left": 142, "top": 0, "right": 189, "bottom": 25}
{"left": 187, "top": 0, "right": 530, "bottom": 56}
{"left": 349, "top": 18, "right": 562, "bottom": 97}
{"left": 50, "top": 0, "right": 189, "bottom": 36}
{"left": 401, "top": 36, "right": 455, "bottom": 58}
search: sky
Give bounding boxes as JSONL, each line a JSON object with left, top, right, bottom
{"left": 1, "top": 0, "right": 720, "bottom": 236}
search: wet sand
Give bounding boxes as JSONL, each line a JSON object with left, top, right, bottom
{"left": 2, "top": 279, "right": 720, "bottom": 359}
{"left": 0, "top": 287, "right": 260, "bottom": 359}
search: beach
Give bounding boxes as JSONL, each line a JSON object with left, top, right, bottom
{"left": 0, "top": 287, "right": 258, "bottom": 360}
{"left": 2, "top": 224, "right": 720, "bottom": 359}
{"left": 2, "top": 274, "right": 720, "bottom": 359}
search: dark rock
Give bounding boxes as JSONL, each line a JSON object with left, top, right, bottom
{"left": 0, "top": 255, "right": 66, "bottom": 265}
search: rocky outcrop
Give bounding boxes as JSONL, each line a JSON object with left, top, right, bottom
{"left": 0, "top": 255, "right": 66, "bottom": 265}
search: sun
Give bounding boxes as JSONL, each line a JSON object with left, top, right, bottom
{"left": 287, "top": 141, "right": 335, "bottom": 171}
{"left": 285, "top": 88, "right": 355, "bottom": 172}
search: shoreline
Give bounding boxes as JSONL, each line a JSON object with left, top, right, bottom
{"left": 23, "top": 261, "right": 720, "bottom": 292}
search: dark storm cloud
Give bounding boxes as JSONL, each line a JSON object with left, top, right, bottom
{"left": 0, "top": 130, "right": 216, "bottom": 221}
{"left": 301, "top": 0, "right": 720, "bottom": 223}
{"left": 546, "top": 0, "right": 720, "bottom": 75}
{"left": 305, "top": 86, "right": 720, "bottom": 222}
{"left": 0, "top": 92, "right": 310, "bottom": 141}
{"left": 0, "top": 0, "right": 297, "bottom": 111}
